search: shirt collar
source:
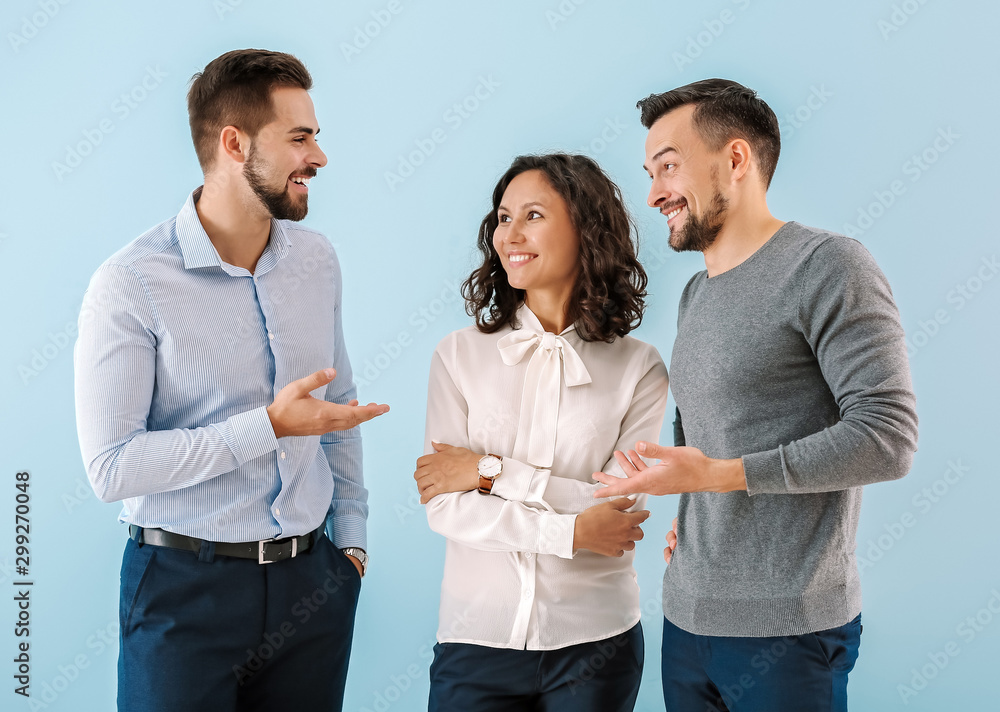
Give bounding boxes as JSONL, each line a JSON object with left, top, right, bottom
{"left": 514, "top": 302, "right": 579, "bottom": 339}
{"left": 175, "top": 186, "right": 292, "bottom": 272}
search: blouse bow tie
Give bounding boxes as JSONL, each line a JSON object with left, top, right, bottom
{"left": 497, "top": 325, "right": 592, "bottom": 468}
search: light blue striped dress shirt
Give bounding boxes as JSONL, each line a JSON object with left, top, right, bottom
{"left": 73, "top": 187, "right": 367, "bottom": 548}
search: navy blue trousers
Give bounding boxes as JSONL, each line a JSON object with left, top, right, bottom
{"left": 661, "top": 614, "right": 862, "bottom": 712}
{"left": 118, "top": 532, "right": 361, "bottom": 712}
{"left": 428, "top": 623, "right": 644, "bottom": 712}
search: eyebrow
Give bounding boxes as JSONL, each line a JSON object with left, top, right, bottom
{"left": 288, "top": 126, "right": 319, "bottom": 136}
{"left": 642, "top": 146, "right": 677, "bottom": 171}
{"left": 497, "top": 201, "right": 545, "bottom": 212}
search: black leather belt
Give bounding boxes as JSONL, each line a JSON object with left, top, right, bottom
{"left": 129, "top": 524, "right": 324, "bottom": 564}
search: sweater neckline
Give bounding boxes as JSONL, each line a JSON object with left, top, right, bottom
{"left": 701, "top": 221, "right": 796, "bottom": 283}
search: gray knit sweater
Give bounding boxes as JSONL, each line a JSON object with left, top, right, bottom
{"left": 664, "top": 221, "right": 918, "bottom": 637}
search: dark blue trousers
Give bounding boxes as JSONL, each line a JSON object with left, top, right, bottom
{"left": 428, "top": 623, "right": 644, "bottom": 712}
{"left": 118, "top": 532, "right": 361, "bottom": 712}
{"left": 661, "top": 614, "right": 862, "bottom": 712}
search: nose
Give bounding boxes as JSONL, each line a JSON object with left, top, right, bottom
{"left": 647, "top": 177, "right": 669, "bottom": 209}
{"left": 310, "top": 142, "right": 328, "bottom": 169}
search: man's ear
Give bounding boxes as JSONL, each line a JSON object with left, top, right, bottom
{"left": 219, "top": 125, "right": 249, "bottom": 165}
{"left": 727, "top": 138, "right": 753, "bottom": 183}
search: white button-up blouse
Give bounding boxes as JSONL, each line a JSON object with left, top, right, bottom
{"left": 423, "top": 305, "right": 669, "bottom": 650}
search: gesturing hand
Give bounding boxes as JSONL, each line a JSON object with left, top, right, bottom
{"left": 266, "top": 368, "right": 389, "bottom": 439}
{"left": 592, "top": 442, "right": 746, "bottom": 498}
{"left": 573, "top": 497, "right": 649, "bottom": 557}
{"left": 413, "top": 442, "right": 482, "bottom": 504}
{"left": 664, "top": 517, "right": 678, "bottom": 564}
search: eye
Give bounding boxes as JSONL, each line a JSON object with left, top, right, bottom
{"left": 663, "top": 162, "right": 675, "bottom": 172}
{"left": 498, "top": 214, "right": 511, "bottom": 223}
{"left": 527, "top": 210, "right": 542, "bottom": 220}
{"left": 294, "top": 137, "right": 307, "bottom": 143}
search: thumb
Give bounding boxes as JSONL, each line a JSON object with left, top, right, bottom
{"left": 636, "top": 441, "right": 669, "bottom": 459}
{"left": 431, "top": 441, "right": 449, "bottom": 452}
{"left": 298, "top": 368, "right": 337, "bottom": 393}
{"left": 608, "top": 496, "right": 634, "bottom": 511}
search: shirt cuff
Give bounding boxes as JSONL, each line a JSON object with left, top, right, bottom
{"left": 220, "top": 406, "right": 279, "bottom": 465}
{"left": 328, "top": 512, "right": 367, "bottom": 551}
{"left": 536, "top": 513, "right": 577, "bottom": 559}
{"left": 742, "top": 448, "right": 786, "bottom": 496}
{"left": 490, "top": 457, "right": 547, "bottom": 504}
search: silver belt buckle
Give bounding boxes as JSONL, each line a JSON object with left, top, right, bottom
{"left": 257, "top": 537, "right": 297, "bottom": 564}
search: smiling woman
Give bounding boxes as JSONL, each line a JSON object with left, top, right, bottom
{"left": 463, "top": 154, "right": 649, "bottom": 342}
{"left": 413, "top": 153, "right": 670, "bottom": 712}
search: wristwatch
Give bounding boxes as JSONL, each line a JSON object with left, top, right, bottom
{"left": 341, "top": 547, "right": 368, "bottom": 577}
{"left": 477, "top": 454, "right": 503, "bottom": 495}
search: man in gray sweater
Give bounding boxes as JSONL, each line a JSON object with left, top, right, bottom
{"left": 593, "top": 79, "right": 918, "bottom": 711}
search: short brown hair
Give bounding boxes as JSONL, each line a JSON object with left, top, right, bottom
{"left": 187, "top": 49, "right": 312, "bottom": 170}
{"left": 462, "top": 154, "right": 648, "bottom": 343}
{"left": 636, "top": 78, "right": 781, "bottom": 188}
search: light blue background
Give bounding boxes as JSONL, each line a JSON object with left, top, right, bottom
{"left": 2, "top": 1, "right": 998, "bottom": 710}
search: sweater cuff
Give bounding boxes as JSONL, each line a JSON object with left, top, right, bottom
{"left": 742, "top": 448, "right": 787, "bottom": 496}
{"left": 536, "top": 513, "right": 577, "bottom": 559}
{"left": 220, "top": 406, "right": 279, "bottom": 465}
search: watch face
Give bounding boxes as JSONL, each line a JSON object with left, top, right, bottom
{"left": 479, "top": 455, "right": 502, "bottom": 479}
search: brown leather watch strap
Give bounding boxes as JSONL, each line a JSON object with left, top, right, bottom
{"left": 477, "top": 475, "right": 495, "bottom": 495}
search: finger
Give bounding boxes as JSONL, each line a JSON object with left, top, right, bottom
{"left": 594, "top": 475, "right": 641, "bottom": 499}
{"left": 431, "top": 441, "right": 449, "bottom": 452}
{"left": 297, "top": 368, "right": 337, "bottom": 394}
{"left": 629, "top": 509, "right": 651, "bottom": 524}
{"left": 632, "top": 526, "right": 645, "bottom": 541}
{"left": 627, "top": 450, "right": 648, "bottom": 471}
{"left": 608, "top": 496, "right": 634, "bottom": 511}
{"left": 672, "top": 516, "right": 678, "bottom": 534}
{"left": 348, "top": 399, "right": 359, "bottom": 406}
{"left": 591, "top": 472, "right": 624, "bottom": 496}
{"left": 636, "top": 441, "right": 669, "bottom": 459}
{"left": 665, "top": 533, "right": 677, "bottom": 547}
{"left": 613, "top": 450, "right": 638, "bottom": 474}
{"left": 664, "top": 547, "right": 673, "bottom": 563}
{"left": 623, "top": 541, "right": 635, "bottom": 551}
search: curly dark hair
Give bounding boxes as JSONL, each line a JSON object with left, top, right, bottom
{"left": 462, "top": 154, "right": 647, "bottom": 343}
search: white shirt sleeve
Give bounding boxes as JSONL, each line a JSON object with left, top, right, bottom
{"left": 422, "top": 347, "right": 577, "bottom": 558}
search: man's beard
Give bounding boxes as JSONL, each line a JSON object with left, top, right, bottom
{"left": 243, "top": 146, "right": 310, "bottom": 222}
{"left": 668, "top": 189, "right": 729, "bottom": 253}
{"left": 669, "top": 168, "right": 729, "bottom": 253}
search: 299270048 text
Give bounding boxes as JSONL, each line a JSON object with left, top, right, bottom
{"left": 13, "top": 471, "right": 33, "bottom": 698}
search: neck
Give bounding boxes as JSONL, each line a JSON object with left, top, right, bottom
{"left": 702, "top": 196, "right": 785, "bottom": 278}
{"left": 196, "top": 174, "right": 272, "bottom": 274}
{"left": 524, "top": 286, "right": 574, "bottom": 334}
